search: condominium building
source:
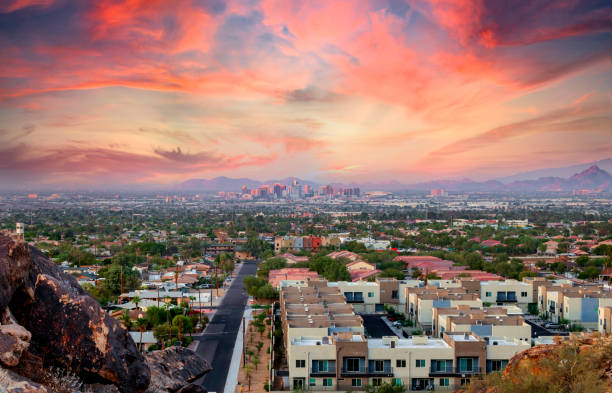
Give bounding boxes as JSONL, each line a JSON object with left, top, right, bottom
{"left": 286, "top": 331, "right": 528, "bottom": 391}
{"left": 280, "top": 280, "right": 529, "bottom": 391}
{"left": 539, "top": 285, "right": 612, "bottom": 328}
{"left": 433, "top": 305, "right": 531, "bottom": 345}
{"left": 598, "top": 306, "right": 612, "bottom": 334}
{"left": 480, "top": 280, "right": 533, "bottom": 311}
{"left": 406, "top": 287, "right": 482, "bottom": 333}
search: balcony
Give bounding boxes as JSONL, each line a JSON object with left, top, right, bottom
{"left": 340, "top": 366, "right": 394, "bottom": 377}
{"left": 429, "top": 366, "right": 482, "bottom": 377}
{"left": 345, "top": 297, "right": 364, "bottom": 304}
{"left": 368, "top": 366, "right": 394, "bottom": 377}
{"left": 496, "top": 295, "right": 517, "bottom": 303}
{"left": 310, "top": 367, "right": 336, "bottom": 377}
{"left": 341, "top": 366, "right": 367, "bottom": 377}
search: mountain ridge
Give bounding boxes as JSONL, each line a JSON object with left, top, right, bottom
{"left": 176, "top": 165, "right": 612, "bottom": 193}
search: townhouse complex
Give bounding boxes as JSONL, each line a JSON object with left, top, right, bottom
{"left": 279, "top": 278, "right": 531, "bottom": 391}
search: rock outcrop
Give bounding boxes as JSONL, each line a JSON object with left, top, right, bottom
{"left": 0, "top": 235, "right": 150, "bottom": 393}
{"left": 0, "top": 367, "right": 48, "bottom": 393}
{"left": 0, "top": 324, "right": 31, "bottom": 367}
{"left": 0, "top": 234, "right": 211, "bottom": 393}
{"left": 145, "top": 347, "right": 211, "bottom": 393}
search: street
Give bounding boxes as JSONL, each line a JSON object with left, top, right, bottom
{"left": 194, "top": 260, "right": 258, "bottom": 393}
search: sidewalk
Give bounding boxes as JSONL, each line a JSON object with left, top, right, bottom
{"left": 224, "top": 306, "right": 253, "bottom": 393}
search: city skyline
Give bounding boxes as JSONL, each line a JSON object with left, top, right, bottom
{"left": 0, "top": 0, "right": 610, "bottom": 189}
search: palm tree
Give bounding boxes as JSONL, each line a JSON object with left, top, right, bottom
{"left": 253, "top": 355, "right": 260, "bottom": 370}
{"left": 121, "top": 309, "right": 132, "bottom": 330}
{"left": 135, "top": 318, "right": 148, "bottom": 351}
{"left": 133, "top": 296, "right": 141, "bottom": 310}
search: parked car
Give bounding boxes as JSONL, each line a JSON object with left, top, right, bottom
{"left": 544, "top": 323, "right": 561, "bottom": 329}
{"left": 199, "top": 284, "right": 212, "bottom": 289}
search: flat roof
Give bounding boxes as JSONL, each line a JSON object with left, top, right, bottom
{"left": 368, "top": 338, "right": 451, "bottom": 349}
{"left": 448, "top": 334, "right": 478, "bottom": 342}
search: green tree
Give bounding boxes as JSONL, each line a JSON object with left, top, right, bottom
{"left": 135, "top": 318, "right": 148, "bottom": 351}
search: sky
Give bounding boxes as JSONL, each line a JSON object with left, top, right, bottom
{"left": 0, "top": 0, "right": 610, "bottom": 189}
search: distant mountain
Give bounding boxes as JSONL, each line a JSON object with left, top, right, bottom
{"left": 404, "top": 178, "right": 506, "bottom": 192}
{"left": 176, "top": 165, "right": 612, "bottom": 194}
{"left": 497, "top": 158, "right": 612, "bottom": 182}
{"left": 177, "top": 176, "right": 261, "bottom": 192}
{"left": 176, "top": 176, "right": 319, "bottom": 192}
{"left": 505, "top": 165, "right": 612, "bottom": 192}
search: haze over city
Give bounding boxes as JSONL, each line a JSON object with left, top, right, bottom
{"left": 0, "top": 0, "right": 610, "bottom": 190}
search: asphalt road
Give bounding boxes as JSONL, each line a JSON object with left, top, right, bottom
{"left": 194, "top": 261, "right": 258, "bottom": 393}
{"left": 524, "top": 319, "right": 570, "bottom": 338}
{"left": 361, "top": 314, "right": 397, "bottom": 338}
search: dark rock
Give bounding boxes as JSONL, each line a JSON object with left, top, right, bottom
{"left": 144, "top": 347, "right": 211, "bottom": 392}
{"left": 7, "top": 241, "right": 150, "bottom": 393}
{"left": 9, "top": 351, "right": 44, "bottom": 384}
{"left": 0, "top": 367, "right": 48, "bottom": 393}
{"left": 176, "top": 384, "right": 207, "bottom": 393}
{"left": 0, "top": 324, "right": 31, "bottom": 367}
{"left": 0, "top": 237, "right": 31, "bottom": 311}
{"left": 84, "top": 383, "right": 122, "bottom": 393}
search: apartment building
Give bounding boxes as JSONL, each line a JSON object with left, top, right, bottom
{"left": 280, "top": 280, "right": 529, "bottom": 391}
{"left": 598, "top": 306, "right": 612, "bottom": 334}
{"left": 406, "top": 287, "right": 482, "bottom": 333}
{"left": 286, "top": 331, "right": 527, "bottom": 391}
{"left": 433, "top": 305, "right": 531, "bottom": 345}
{"left": 480, "top": 280, "right": 533, "bottom": 312}
{"left": 539, "top": 285, "right": 612, "bottom": 328}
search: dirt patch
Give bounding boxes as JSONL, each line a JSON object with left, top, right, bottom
{"left": 235, "top": 310, "right": 272, "bottom": 393}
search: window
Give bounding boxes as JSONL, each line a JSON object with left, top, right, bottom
{"left": 485, "top": 291, "right": 492, "bottom": 297}
{"left": 296, "top": 360, "right": 305, "bottom": 368}
{"left": 460, "top": 378, "right": 470, "bottom": 386}
{"left": 416, "top": 359, "right": 425, "bottom": 368}
{"left": 392, "top": 290, "right": 399, "bottom": 299}
{"left": 346, "top": 358, "right": 361, "bottom": 372}
{"left": 391, "top": 378, "right": 402, "bottom": 386}
{"left": 439, "top": 378, "right": 449, "bottom": 387}
{"left": 396, "top": 359, "right": 406, "bottom": 368}
{"left": 313, "top": 360, "right": 331, "bottom": 372}
{"left": 486, "top": 360, "right": 508, "bottom": 372}
{"left": 293, "top": 379, "right": 304, "bottom": 390}
{"left": 309, "top": 378, "right": 316, "bottom": 387}
{"left": 323, "top": 379, "right": 333, "bottom": 387}
{"left": 372, "top": 378, "right": 382, "bottom": 387}
{"left": 368, "top": 292, "right": 374, "bottom": 298}
{"left": 521, "top": 291, "right": 528, "bottom": 297}
{"left": 351, "top": 379, "right": 362, "bottom": 387}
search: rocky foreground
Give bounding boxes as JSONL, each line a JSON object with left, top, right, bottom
{"left": 457, "top": 335, "right": 612, "bottom": 393}
{"left": 0, "top": 234, "right": 210, "bottom": 393}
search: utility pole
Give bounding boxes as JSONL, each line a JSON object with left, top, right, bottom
{"left": 198, "top": 287, "right": 201, "bottom": 325}
{"left": 215, "top": 263, "right": 218, "bottom": 297}
{"left": 178, "top": 318, "right": 182, "bottom": 346}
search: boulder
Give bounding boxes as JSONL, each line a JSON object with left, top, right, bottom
{"left": 8, "top": 244, "right": 150, "bottom": 393}
{"left": 84, "top": 383, "right": 122, "bottom": 393}
{"left": 0, "top": 237, "right": 31, "bottom": 311}
{"left": 144, "top": 347, "right": 211, "bottom": 392}
{"left": 0, "top": 367, "right": 48, "bottom": 393}
{"left": 0, "top": 324, "right": 31, "bottom": 367}
{"left": 176, "top": 384, "right": 207, "bottom": 393}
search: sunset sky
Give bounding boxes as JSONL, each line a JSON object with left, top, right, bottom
{"left": 0, "top": 0, "right": 610, "bottom": 189}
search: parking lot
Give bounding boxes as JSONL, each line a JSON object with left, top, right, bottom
{"left": 361, "top": 314, "right": 398, "bottom": 338}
